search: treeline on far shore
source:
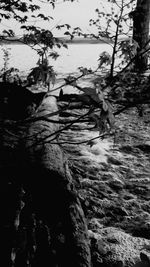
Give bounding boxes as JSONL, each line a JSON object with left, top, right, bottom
{"left": 0, "top": 36, "right": 114, "bottom": 45}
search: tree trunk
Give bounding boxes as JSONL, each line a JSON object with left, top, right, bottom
{"left": 21, "top": 95, "right": 91, "bottom": 267}
{"left": 132, "top": 0, "right": 150, "bottom": 71}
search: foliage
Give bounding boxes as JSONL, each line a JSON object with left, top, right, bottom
{"left": 0, "top": 0, "right": 75, "bottom": 47}
{"left": 0, "top": 0, "right": 75, "bottom": 25}
{"left": 0, "top": 67, "right": 22, "bottom": 84}
{"left": 0, "top": 0, "right": 77, "bottom": 88}
{"left": 62, "top": 69, "right": 116, "bottom": 135}
{"left": 27, "top": 58, "right": 56, "bottom": 91}
{"left": 98, "top": 52, "right": 112, "bottom": 66}
{"left": 117, "top": 38, "right": 139, "bottom": 65}
{"left": 89, "top": 0, "right": 137, "bottom": 76}
{"left": 0, "top": 47, "right": 11, "bottom": 81}
{"left": 0, "top": 47, "right": 21, "bottom": 84}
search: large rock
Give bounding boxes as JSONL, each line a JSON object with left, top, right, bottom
{"left": 21, "top": 95, "right": 91, "bottom": 267}
{"left": 0, "top": 92, "right": 91, "bottom": 267}
{"left": 89, "top": 224, "right": 150, "bottom": 267}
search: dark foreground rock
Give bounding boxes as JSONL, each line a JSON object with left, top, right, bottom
{"left": 0, "top": 81, "right": 46, "bottom": 119}
{"left": 0, "top": 88, "right": 91, "bottom": 267}
{"left": 1, "top": 83, "right": 150, "bottom": 267}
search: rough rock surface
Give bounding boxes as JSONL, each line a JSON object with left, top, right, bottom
{"left": 60, "top": 107, "right": 150, "bottom": 267}
{"left": 1, "top": 81, "right": 150, "bottom": 266}
{"left": 0, "top": 88, "right": 91, "bottom": 267}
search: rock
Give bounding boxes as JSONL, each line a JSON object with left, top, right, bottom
{"left": 108, "top": 179, "right": 124, "bottom": 192}
{"left": 119, "top": 145, "right": 133, "bottom": 153}
{"left": 88, "top": 218, "right": 104, "bottom": 232}
{"left": 134, "top": 252, "right": 150, "bottom": 267}
{"left": 107, "top": 156, "right": 123, "bottom": 166}
{"left": 136, "top": 144, "right": 150, "bottom": 153}
{"left": 106, "top": 206, "right": 129, "bottom": 217}
{"left": 23, "top": 95, "right": 91, "bottom": 267}
{"left": 1, "top": 94, "right": 91, "bottom": 267}
{"left": 0, "top": 82, "right": 46, "bottom": 119}
{"left": 132, "top": 224, "right": 150, "bottom": 239}
{"left": 89, "top": 227, "right": 150, "bottom": 267}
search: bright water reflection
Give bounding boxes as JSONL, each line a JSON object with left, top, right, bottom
{"left": 0, "top": 43, "right": 113, "bottom": 75}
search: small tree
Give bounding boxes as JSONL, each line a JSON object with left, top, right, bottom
{"left": 89, "top": 0, "right": 136, "bottom": 77}
{"left": 0, "top": 0, "right": 76, "bottom": 87}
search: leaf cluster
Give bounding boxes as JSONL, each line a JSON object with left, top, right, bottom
{"left": 0, "top": 0, "right": 75, "bottom": 49}
{"left": 89, "top": 0, "right": 137, "bottom": 75}
{"left": 27, "top": 58, "right": 56, "bottom": 90}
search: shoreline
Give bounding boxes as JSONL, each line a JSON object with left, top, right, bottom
{"left": 0, "top": 37, "right": 113, "bottom": 45}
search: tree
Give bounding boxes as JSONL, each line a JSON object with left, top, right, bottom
{"left": 130, "top": 0, "right": 150, "bottom": 71}
{"left": 0, "top": 0, "right": 75, "bottom": 78}
{"left": 0, "top": 0, "right": 78, "bottom": 89}
{"left": 88, "top": 0, "right": 136, "bottom": 77}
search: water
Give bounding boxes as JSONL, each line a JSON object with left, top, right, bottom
{"left": 0, "top": 42, "right": 114, "bottom": 162}
{"left": 0, "top": 43, "right": 113, "bottom": 76}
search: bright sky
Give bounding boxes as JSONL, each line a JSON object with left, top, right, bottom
{"left": 0, "top": 0, "right": 136, "bottom": 37}
{"left": 36, "top": 0, "right": 134, "bottom": 36}
{"left": 51, "top": 0, "right": 100, "bottom": 31}
{"left": 0, "top": 0, "right": 104, "bottom": 36}
{"left": 26, "top": 0, "right": 102, "bottom": 36}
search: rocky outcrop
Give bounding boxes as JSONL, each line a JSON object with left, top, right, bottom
{"left": 21, "top": 95, "right": 91, "bottom": 267}
{"left": 1, "top": 83, "right": 150, "bottom": 267}
{"left": 89, "top": 225, "right": 150, "bottom": 267}
{"left": 0, "top": 88, "right": 91, "bottom": 267}
{"left": 0, "top": 82, "right": 46, "bottom": 119}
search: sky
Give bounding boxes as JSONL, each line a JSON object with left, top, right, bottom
{"left": 0, "top": 0, "right": 106, "bottom": 36}
{"left": 33, "top": 0, "right": 135, "bottom": 37}
{"left": 50, "top": 0, "right": 100, "bottom": 32}
{"left": 0, "top": 0, "right": 136, "bottom": 37}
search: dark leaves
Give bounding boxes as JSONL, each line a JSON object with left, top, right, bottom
{"left": 56, "top": 24, "right": 71, "bottom": 30}
{"left": 2, "top": 29, "right": 14, "bottom": 37}
{"left": 98, "top": 52, "right": 112, "bottom": 68}
{"left": 49, "top": 51, "right": 60, "bottom": 60}
{"left": 28, "top": 4, "right": 40, "bottom": 12}
{"left": 37, "top": 14, "right": 53, "bottom": 21}
{"left": 64, "top": 31, "right": 74, "bottom": 40}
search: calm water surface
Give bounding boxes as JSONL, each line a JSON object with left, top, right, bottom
{"left": 0, "top": 42, "right": 115, "bottom": 158}
{"left": 0, "top": 43, "right": 113, "bottom": 75}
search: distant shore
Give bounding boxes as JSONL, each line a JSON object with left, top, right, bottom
{"left": 0, "top": 36, "right": 114, "bottom": 45}
{"left": 60, "top": 36, "right": 114, "bottom": 44}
